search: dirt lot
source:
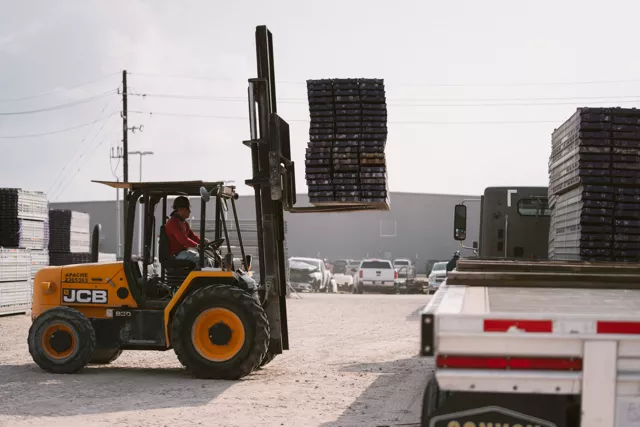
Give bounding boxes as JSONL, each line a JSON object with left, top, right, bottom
{"left": 0, "top": 293, "right": 432, "bottom": 427}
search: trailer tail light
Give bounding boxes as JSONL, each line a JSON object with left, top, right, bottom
{"left": 436, "top": 355, "right": 582, "bottom": 371}
{"left": 484, "top": 319, "right": 553, "bottom": 333}
{"left": 597, "top": 321, "right": 640, "bottom": 334}
{"left": 359, "top": 270, "right": 363, "bottom": 278}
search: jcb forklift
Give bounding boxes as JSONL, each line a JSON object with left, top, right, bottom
{"left": 27, "top": 25, "right": 381, "bottom": 380}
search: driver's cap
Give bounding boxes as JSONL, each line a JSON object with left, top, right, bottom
{"left": 173, "top": 196, "right": 191, "bottom": 210}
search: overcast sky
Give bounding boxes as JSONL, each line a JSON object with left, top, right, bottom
{"left": 2, "top": 0, "right": 640, "bottom": 202}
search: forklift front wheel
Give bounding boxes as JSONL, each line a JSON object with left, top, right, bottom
{"left": 171, "top": 284, "right": 270, "bottom": 380}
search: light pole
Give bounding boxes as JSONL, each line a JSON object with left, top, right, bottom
{"left": 128, "top": 150, "right": 154, "bottom": 256}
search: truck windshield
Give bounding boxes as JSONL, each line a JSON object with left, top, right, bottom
{"left": 361, "top": 261, "right": 392, "bottom": 269}
{"left": 432, "top": 262, "right": 447, "bottom": 272}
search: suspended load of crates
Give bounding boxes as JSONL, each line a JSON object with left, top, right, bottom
{"left": 305, "top": 78, "right": 389, "bottom": 210}
{"left": 548, "top": 107, "right": 640, "bottom": 262}
{"left": 48, "top": 210, "right": 92, "bottom": 266}
{"left": 0, "top": 188, "right": 50, "bottom": 315}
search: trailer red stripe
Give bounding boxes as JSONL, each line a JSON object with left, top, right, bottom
{"left": 597, "top": 321, "right": 640, "bottom": 334}
{"left": 484, "top": 319, "right": 553, "bottom": 333}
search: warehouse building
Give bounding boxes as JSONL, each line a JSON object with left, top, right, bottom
{"left": 51, "top": 191, "right": 481, "bottom": 274}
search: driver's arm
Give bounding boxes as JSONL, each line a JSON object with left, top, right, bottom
{"left": 185, "top": 224, "right": 201, "bottom": 244}
{"left": 166, "top": 219, "right": 199, "bottom": 248}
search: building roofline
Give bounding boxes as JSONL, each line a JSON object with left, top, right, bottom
{"left": 51, "top": 190, "right": 481, "bottom": 204}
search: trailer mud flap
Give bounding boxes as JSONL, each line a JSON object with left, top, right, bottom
{"left": 427, "top": 391, "right": 570, "bottom": 427}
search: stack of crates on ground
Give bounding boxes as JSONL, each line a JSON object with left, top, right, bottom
{"left": 0, "top": 188, "right": 49, "bottom": 315}
{"left": 549, "top": 107, "right": 640, "bottom": 262}
{"left": 305, "top": 78, "right": 390, "bottom": 210}
{"left": 0, "top": 249, "right": 32, "bottom": 315}
{"left": 48, "top": 210, "right": 91, "bottom": 266}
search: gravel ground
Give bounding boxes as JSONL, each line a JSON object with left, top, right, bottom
{"left": 0, "top": 293, "right": 432, "bottom": 427}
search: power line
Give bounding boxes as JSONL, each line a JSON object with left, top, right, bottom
{"left": 52, "top": 125, "right": 120, "bottom": 201}
{"left": 128, "top": 71, "right": 640, "bottom": 88}
{"left": 49, "top": 113, "right": 119, "bottom": 199}
{"left": 0, "top": 89, "right": 117, "bottom": 116}
{"left": 129, "top": 110, "right": 557, "bottom": 124}
{"left": 0, "top": 113, "right": 118, "bottom": 139}
{"left": 0, "top": 71, "right": 120, "bottom": 103}
{"left": 47, "top": 95, "right": 120, "bottom": 195}
{"left": 127, "top": 91, "right": 640, "bottom": 107}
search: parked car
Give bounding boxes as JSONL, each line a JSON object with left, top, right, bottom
{"left": 427, "top": 261, "right": 448, "bottom": 294}
{"left": 288, "top": 257, "right": 334, "bottom": 292}
{"left": 353, "top": 258, "right": 397, "bottom": 294}
{"left": 393, "top": 258, "right": 422, "bottom": 294}
{"left": 331, "top": 259, "right": 355, "bottom": 291}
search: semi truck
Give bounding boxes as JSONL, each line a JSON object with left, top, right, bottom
{"left": 420, "top": 185, "right": 640, "bottom": 427}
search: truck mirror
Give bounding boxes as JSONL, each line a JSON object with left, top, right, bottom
{"left": 245, "top": 254, "right": 253, "bottom": 270}
{"left": 473, "top": 241, "right": 478, "bottom": 249}
{"left": 453, "top": 204, "right": 467, "bottom": 241}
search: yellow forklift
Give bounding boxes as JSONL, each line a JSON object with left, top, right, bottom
{"left": 28, "top": 25, "right": 381, "bottom": 380}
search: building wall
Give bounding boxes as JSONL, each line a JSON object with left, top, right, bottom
{"left": 51, "top": 191, "right": 481, "bottom": 273}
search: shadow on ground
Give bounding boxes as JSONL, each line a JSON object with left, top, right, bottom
{"left": 320, "top": 356, "right": 432, "bottom": 427}
{"left": 0, "top": 363, "right": 236, "bottom": 417}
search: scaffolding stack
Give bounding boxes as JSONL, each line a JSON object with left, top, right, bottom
{"left": 0, "top": 188, "right": 49, "bottom": 315}
{"left": 549, "top": 107, "right": 640, "bottom": 262}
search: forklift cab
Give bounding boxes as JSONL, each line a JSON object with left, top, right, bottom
{"left": 93, "top": 180, "right": 252, "bottom": 306}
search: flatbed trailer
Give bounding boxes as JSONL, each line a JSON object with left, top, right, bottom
{"left": 420, "top": 258, "right": 640, "bottom": 427}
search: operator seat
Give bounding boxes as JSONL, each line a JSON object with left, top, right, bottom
{"left": 158, "top": 224, "right": 196, "bottom": 289}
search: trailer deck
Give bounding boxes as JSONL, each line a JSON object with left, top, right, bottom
{"left": 420, "top": 259, "right": 640, "bottom": 427}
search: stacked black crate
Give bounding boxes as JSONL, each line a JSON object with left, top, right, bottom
{"left": 548, "top": 107, "right": 640, "bottom": 262}
{"left": 305, "top": 78, "right": 389, "bottom": 209}
{"left": 48, "top": 210, "right": 92, "bottom": 266}
{"left": 358, "top": 79, "right": 388, "bottom": 206}
{"left": 333, "top": 78, "right": 362, "bottom": 203}
{"left": 306, "top": 79, "right": 335, "bottom": 203}
{"left": 548, "top": 108, "right": 614, "bottom": 261}
{"left": 610, "top": 109, "right": 640, "bottom": 262}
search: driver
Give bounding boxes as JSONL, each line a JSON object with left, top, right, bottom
{"left": 165, "top": 196, "right": 215, "bottom": 267}
{"left": 446, "top": 251, "right": 460, "bottom": 272}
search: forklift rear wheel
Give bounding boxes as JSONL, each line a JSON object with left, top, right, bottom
{"left": 28, "top": 306, "right": 96, "bottom": 374}
{"left": 171, "top": 284, "right": 270, "bottom": 380}
{"left": 90, "top": 348, "right": 122, "bottom": 364}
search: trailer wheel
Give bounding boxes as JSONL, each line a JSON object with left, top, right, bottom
{"left": 28, "top": 306, "right": 96, "bottom": 374}
{"left": 171, "top": 284, "right": 270, "bottom": 380}
{"left": 421, "top": 371, "right": 447, "bottom": 425}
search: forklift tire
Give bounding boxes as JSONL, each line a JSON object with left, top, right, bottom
{"left": 258, "top": 351, "right": 276, "bottom": 369}
{"left": 28, "top": 306, "right": 96, "bottom": 374}
{"left": 171, "top": 284, "right": 270, "bottom": 380}
{"left": 90, "top": 348, "right": 122, "bottom": 365}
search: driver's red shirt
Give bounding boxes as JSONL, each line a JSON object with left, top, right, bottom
{"left": 165, "top": 213, "right": 201, "bottom": 256}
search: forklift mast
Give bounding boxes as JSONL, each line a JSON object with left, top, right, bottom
{"left": 245, "top": 26, "right": 384, "bottom": 356}
{"left": 244, "top": 26, "right": 291, "bottom": 355}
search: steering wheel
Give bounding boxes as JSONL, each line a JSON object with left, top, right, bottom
{"left": 205, "top": 238, "right": 225, "bottom": 250}
{"left": 201, "top": 238, "right": 225, "bottom": 267}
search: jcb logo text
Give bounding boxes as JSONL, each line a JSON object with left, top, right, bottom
{"left": 62, "top": 289, "right": 108, "bottom": 304}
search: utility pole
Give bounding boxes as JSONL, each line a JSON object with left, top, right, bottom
{"left": 129, "top": 150, "right": 153, "bottom": 256}
{"left": 110, "top": 147, "right": 124, "bottom": 259}
{"left": 121, "top": 70, "right": 129, "bottom": 253}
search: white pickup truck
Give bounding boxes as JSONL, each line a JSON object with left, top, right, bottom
{"left": 352, "top": 258, "right": 397, "bottom": 294}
